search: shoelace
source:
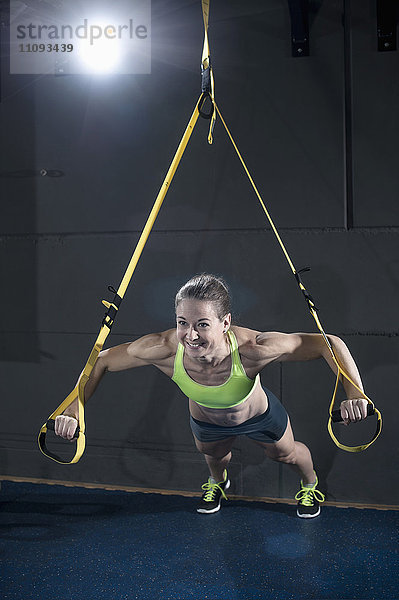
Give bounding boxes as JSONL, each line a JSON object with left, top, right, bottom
{"left": 201, "top": 479, "right": 228, "bottom": 502}
{"left": 295, "top": 487, "right": 325, "bottom": 506}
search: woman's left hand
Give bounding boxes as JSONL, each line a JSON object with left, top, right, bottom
{"left": 340, "top": 398, "right": 369, "bottom": 425}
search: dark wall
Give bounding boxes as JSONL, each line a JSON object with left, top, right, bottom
{"left": 0, "top": 0, "right": 398, "bottom": 506}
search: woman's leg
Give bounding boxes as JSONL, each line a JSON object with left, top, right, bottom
{"left": 193, "top": 435, "right": 237, "bottom": 481}
{"left": 193, "top": 435, "right": 236, "bottom": 513}
{"left": 255, "top": 418, "right": 316, "bottom": 484}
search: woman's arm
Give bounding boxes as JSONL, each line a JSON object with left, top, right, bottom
{"left": 255, "top": 331, "right": 368, "bottom": 424}
{"left": 55, "top": 331, "right": 175, "bottom": 439}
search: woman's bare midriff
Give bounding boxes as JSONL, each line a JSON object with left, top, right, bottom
{"left": 188, "top": 378, "right": 269, "bottom": 426}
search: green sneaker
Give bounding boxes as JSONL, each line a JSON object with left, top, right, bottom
{"left": 197, "top": 470, "right": 230, "bottom": 514}
{"left": 295, "top": 475, "right": 325, "bottom": 518}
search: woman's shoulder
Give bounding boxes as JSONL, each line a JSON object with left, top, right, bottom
{"left": 231, "top": 326, "right": 290, "bottom": 345}
{"left": 231, "top": 325, "right": 283, "bottom": 362}
{"left": 130, "top": 328, "right": 178, "bottom": 362}
{"left": 230, "top": 325, "right": 260, "bottom": 344}
{"left": 150, "top": 328, "right": 178, "bottom": 350}
{"left": 230, "top": 326, "right": 260, "bottom": 355}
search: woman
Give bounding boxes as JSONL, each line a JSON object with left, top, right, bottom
{"left": 55, "top": 274, "right": 368, "bottom": 518}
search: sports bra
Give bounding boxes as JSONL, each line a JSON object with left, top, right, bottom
{"left": 171, "top": 329, "right": 259, "bottom": 409}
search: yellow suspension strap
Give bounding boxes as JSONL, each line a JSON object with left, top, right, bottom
{"left": 38, "top": 0, "right": 216, "bottom": 464}
{"left": 38, "top": 96, "right": 205, "bottom": 464}
{"left": 198, "top": 0, "right": 216, "bottom": 143}
{"left": 213, "top": 101, "right": 382, "bottom": 452}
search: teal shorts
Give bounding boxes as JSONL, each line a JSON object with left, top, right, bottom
{"left": 189, "top": 387, "right": 288, "bottom": 444}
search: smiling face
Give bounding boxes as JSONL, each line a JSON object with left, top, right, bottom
{"left": 176, "top": 299, "right": 231, "bottom": 361}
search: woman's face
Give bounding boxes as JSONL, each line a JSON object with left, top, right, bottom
{"left": 176, "top": 299, "right": 231, "bottom": 359}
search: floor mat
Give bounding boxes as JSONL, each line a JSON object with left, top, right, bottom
{"left": 1, "top": 481, "right": 398, "bottom": 600}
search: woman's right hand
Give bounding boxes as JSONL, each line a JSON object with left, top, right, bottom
{"left": 54, "top": 415, "right": 79, "bottom": 441}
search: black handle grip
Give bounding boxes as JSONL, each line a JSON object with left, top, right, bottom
{"left": 331, "top": 404, "right": 375, "bottom": 423}
{"left": 46, "top": 418, "right": 80, "bottom": 439}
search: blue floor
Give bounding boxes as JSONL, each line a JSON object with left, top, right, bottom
{"left": 1, "top": 481, "right": 398, "bottom": 600}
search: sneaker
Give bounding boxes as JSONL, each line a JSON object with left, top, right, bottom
{"left": 197, "top": 470, "right": 231, "bottom": 514}
{"left": 295, "top": 475, "right": 325, "bottom": 519}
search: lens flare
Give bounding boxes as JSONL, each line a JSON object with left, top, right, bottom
{"left": 78, "top": 37, "right": 121, "bottom": 73}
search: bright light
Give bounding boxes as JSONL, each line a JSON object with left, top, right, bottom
{"left": 78, "top": 36, "right": 121, "bottom": 74}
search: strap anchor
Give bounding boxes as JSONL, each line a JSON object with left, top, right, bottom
{"left": 201, "top": 64, "right": 211, "bottom": 93}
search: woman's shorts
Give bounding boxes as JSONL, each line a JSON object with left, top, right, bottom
{"left": 189, "top": 387, "right": 288, "bottom": 444}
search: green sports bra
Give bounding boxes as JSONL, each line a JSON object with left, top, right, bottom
{"left": 172, "top": 329, "right": 259, "bottom": 409}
